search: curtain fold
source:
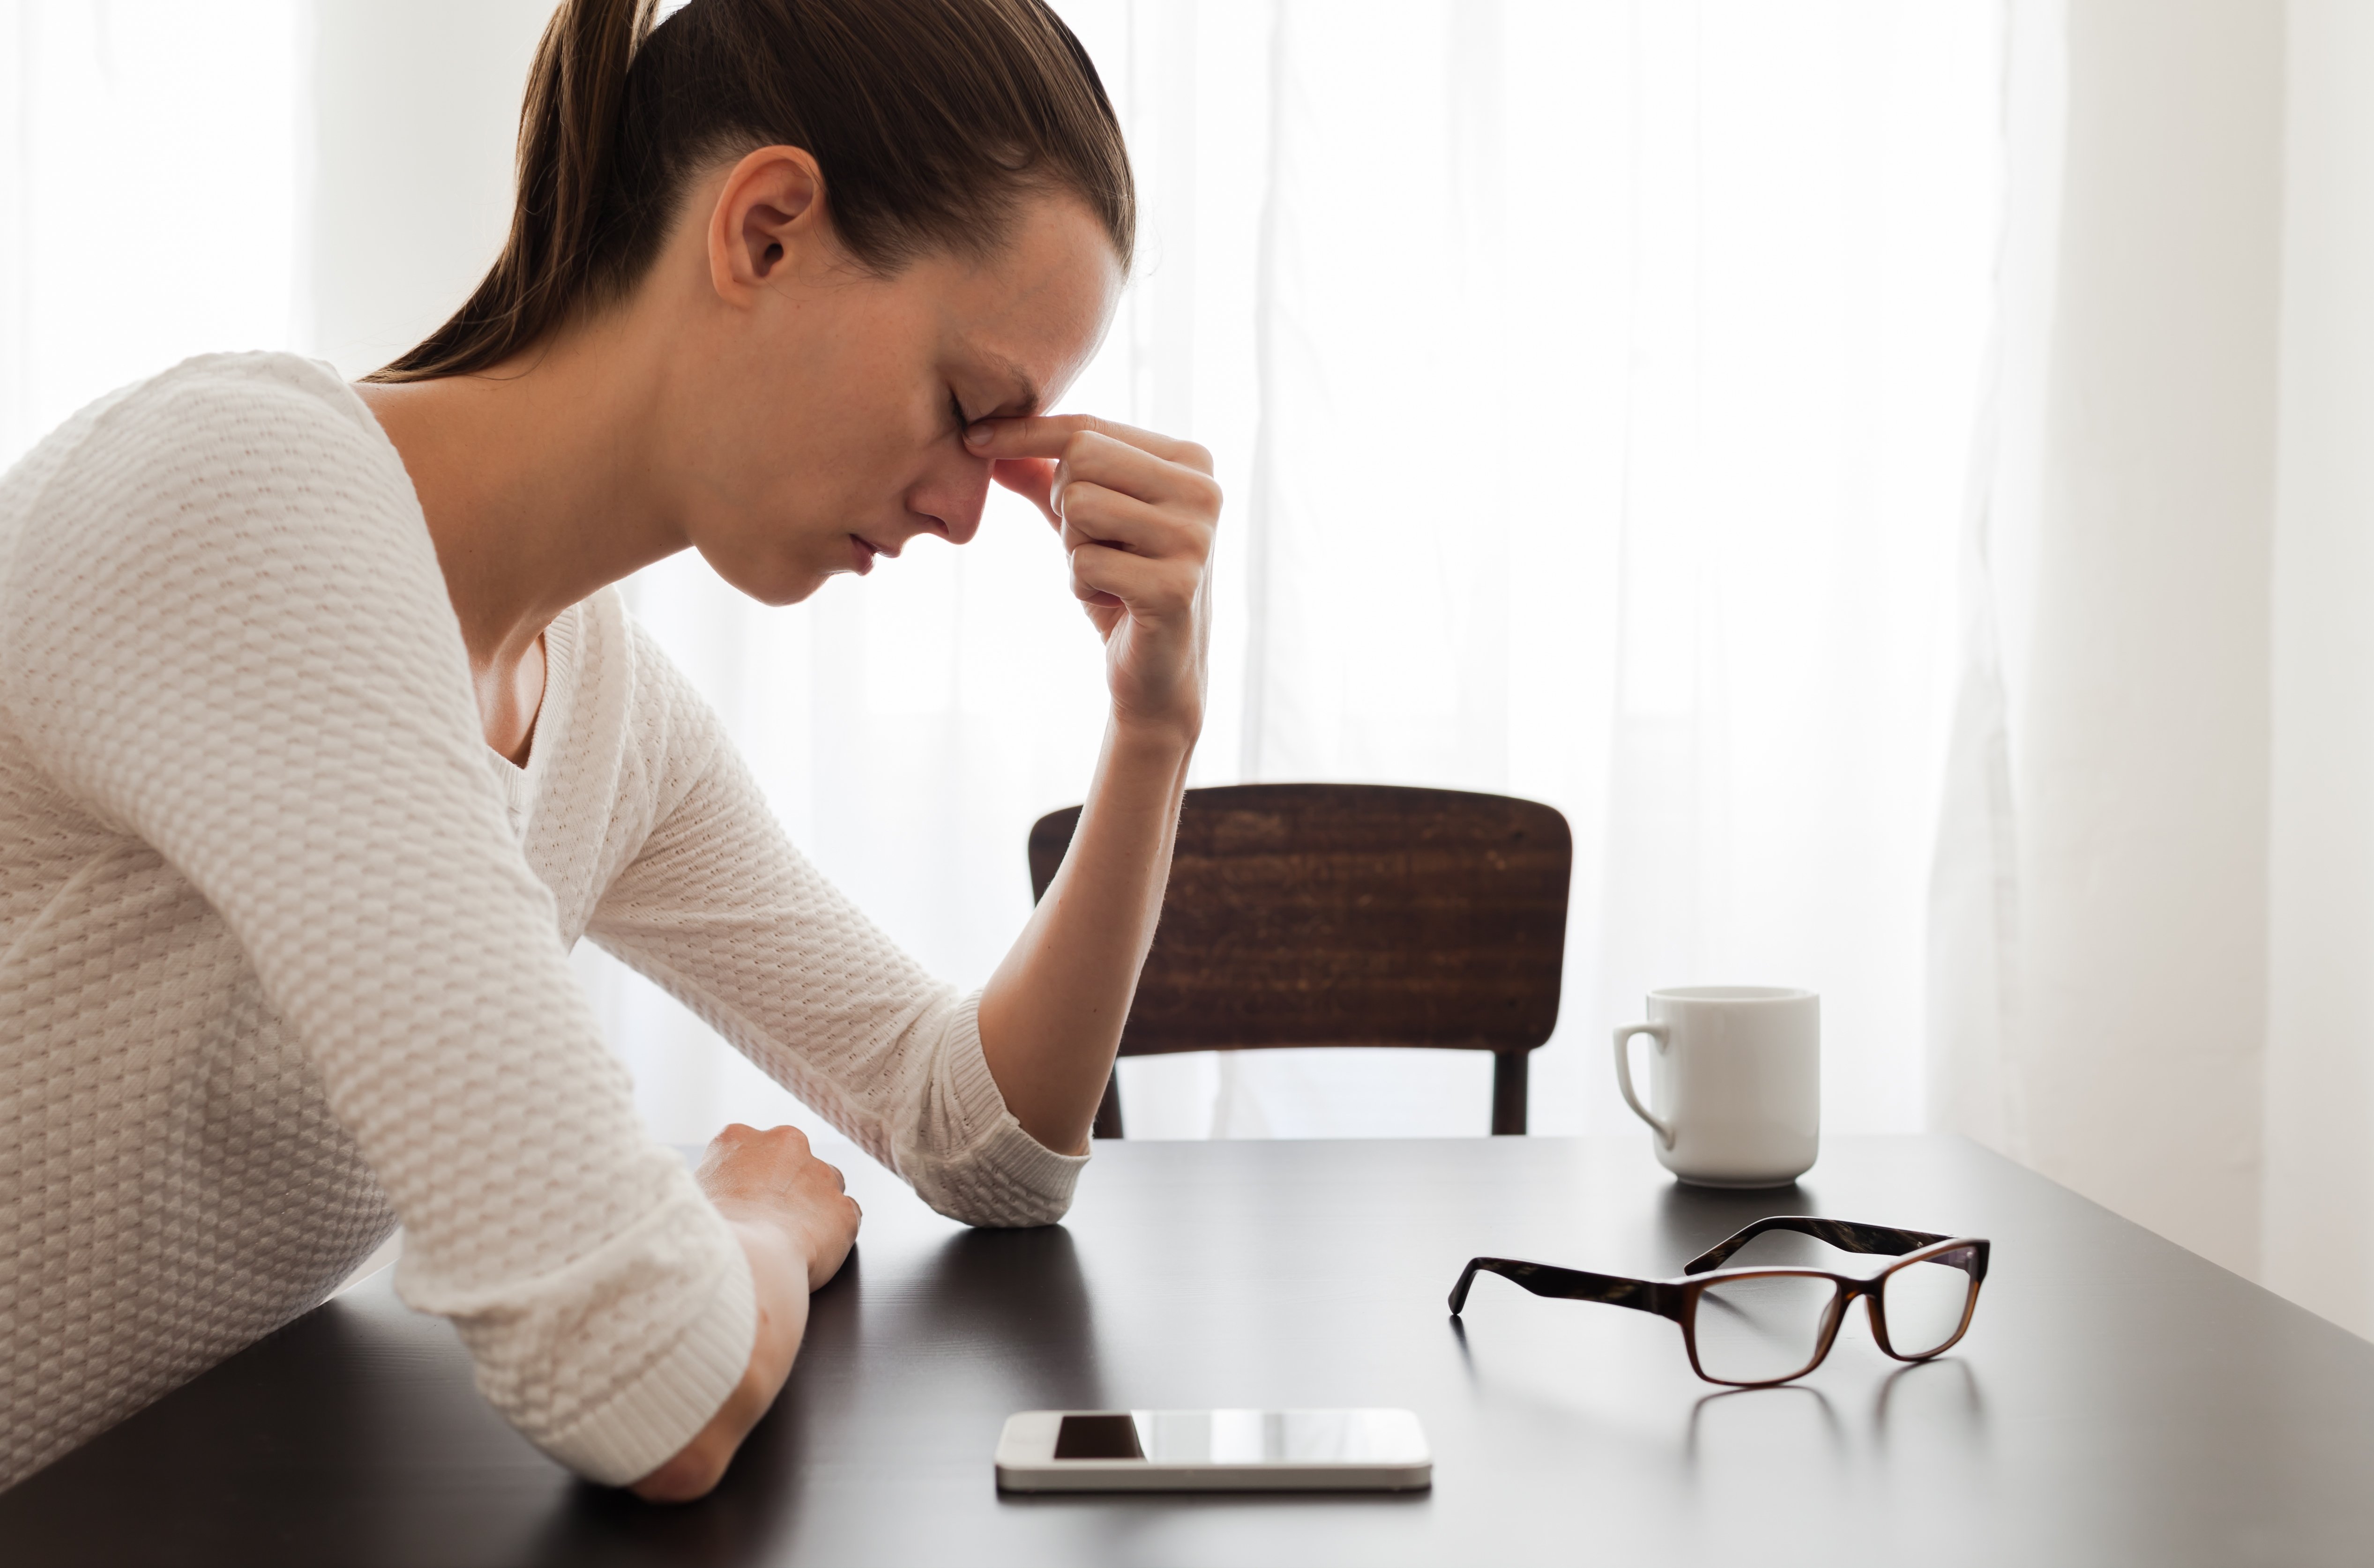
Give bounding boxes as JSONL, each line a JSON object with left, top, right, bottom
{"left": 2263, "top": 0, "right": 2374, "bottom": 1340}
{"left": 1933, "top": 0, "right": 2284, "bottom": 1284}
{"left": 1926, "top": 0, "right": 2065, "bottom": 1169}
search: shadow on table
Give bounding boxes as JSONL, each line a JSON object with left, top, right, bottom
{"left": 906, "top": 1223, "right": 1110, "bottom": 1410}
{"left": 1872, "top": 1353, "right": 1989, "bottom": 1459}
{"left": 1686, "top": 1382, "right": 1843, "bottom": 1463}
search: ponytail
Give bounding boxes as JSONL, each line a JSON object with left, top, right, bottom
{"left": 371, "top": 0, "right": 1133, "bottom": 383}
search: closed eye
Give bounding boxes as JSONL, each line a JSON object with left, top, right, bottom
{"left": 949, "top": 388, "right": 971, "bottom": 435}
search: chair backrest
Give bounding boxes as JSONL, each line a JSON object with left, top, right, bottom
{"left": 1028, "top": 783, "right": 1572, "bottom": 1134}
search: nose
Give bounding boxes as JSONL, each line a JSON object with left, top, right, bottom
{"left": 909, "top": 450, "right": 993, "bottom": 546}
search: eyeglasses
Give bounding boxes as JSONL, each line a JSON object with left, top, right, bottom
{"left": 1448, "top": 1217, "right": 1990, "bottom": 1388}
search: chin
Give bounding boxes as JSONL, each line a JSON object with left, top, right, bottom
{"left": 695, "top": 542, "right": 829, "bottom": 609}
{"left": 746, "top": 571, "right": 827, "bottom": 609}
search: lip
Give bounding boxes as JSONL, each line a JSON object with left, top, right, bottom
{"left": 847, "top": 535, "right": 879, "bottom": 575}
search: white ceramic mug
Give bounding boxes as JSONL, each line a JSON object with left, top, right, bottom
{"left": 1612, "top": 987, "right": 1820, "bottom": 1188}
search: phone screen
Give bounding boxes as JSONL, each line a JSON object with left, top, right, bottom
{"left": 1051, "top": 1410, "right": 1423, "bottom": 1465}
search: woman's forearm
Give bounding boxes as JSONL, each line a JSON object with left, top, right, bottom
{"left": 632, "top": 1125, "right": 860, "bottom": 1502}
{"left": 977, "top": 718, "right": 1194, "bottom": 1154}
{"left": 630, "top": 1221, "right": 807, "bottom": 1502}
{"left": 965, "top": 411, "right": 1220, "bottom": 1155}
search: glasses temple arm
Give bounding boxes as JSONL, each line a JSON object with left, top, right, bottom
{"left": 1449, "top": 1257, "right": 1682, "bottom": 1319}
{"left": 1682, "top": 1217, "right": 1956, "bottom": 1274}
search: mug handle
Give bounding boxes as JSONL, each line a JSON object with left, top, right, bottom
{"left": 1612, "top": 1022, "right": 1675, "bottom": 1148}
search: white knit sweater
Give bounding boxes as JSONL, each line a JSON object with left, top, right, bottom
{"left": 0, "top": 352, "right": 1084, "bottom": 1491}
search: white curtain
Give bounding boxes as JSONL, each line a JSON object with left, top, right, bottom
{"left": 1, "top": 1, "right": 1999, "bottom": 1146}
{"left": 0, "top": 1, "right": 301, "bottom": 460}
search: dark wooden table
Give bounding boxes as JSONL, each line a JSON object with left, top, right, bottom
{"left": 6, "top": 1134, "right": 2373, "bottom": 1566}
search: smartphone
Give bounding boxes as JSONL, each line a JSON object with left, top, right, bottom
{"left": 994, "top": 1408, "right": 1432, "bottom": 1493}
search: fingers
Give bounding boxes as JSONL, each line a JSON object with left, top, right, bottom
{"left": 971, "top": 419, "right": 1222, "bottom": 576}
{"left": 967, "top": 412, "right": 1214, "bottom": 474}
{"left": 1053, "top": 446, "right": 1216, "bottom": 568}
{"left": 1070, "top": 541, "right": 1202, "bottom": 620}
{"left": 972, "top": 421, "right": 1218, "bottom": 534}
{"left": 1054, "top": 481, "right": 1201, "bottom": 558}
{"left": 1050, "top": 433, "right": 1220, "bottom": 516}
{"left": 973, "top": 414, "right": 1217, "bottom": 744}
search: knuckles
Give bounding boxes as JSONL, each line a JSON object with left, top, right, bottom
{"left": 1152, "top": 566, "right": 1202, "bottom": 615}
{"left": 1050, "top": 434, "right": 1223, "bottom": 522}
{"left": 714, "top": 1122, "right": 812, "bottom": 1160}
{"left": 1180, "top": 470, "right": 1223, "bottom": 520}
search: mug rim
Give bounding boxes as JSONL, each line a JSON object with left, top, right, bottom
{"left": 1647, "top": 985, "right": 1816, "bottom": 1004}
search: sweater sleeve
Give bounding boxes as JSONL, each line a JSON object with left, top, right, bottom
{"left": 585, "top": 624, "right": 1087, "bottom": 1228}
{"left": 0, "top": 357, "right": 753, "bottom": 1486}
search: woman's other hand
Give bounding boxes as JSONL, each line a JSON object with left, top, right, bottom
{"left": 630, "top": 1124, "right": 859, "bottom": 1502}
{"left": 967, "top": 416, "right": 1219, "bottom": 749}
{"left": 694, "top": 1121, "right": 860, "bottom": 1291}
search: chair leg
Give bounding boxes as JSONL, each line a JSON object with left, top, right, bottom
{"left": 1092, "top": 1069, "right": 1125, "bottom": 1140}
{"left": 1491, "top": 1051, "right": 1528, "bottom": 1136}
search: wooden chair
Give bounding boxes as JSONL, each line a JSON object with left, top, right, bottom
{"left": 1027, "top": 783, "right": 1572, "bottom": 1138}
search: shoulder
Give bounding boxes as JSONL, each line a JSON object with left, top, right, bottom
{"left": 7, "top": 351, "right": 406, "bottom": 537}
{"left": 2, "top": 351, "right": 434, "bottom": 608}
{"left": 0, "top": 353, "right": 465, "bottom": 739}
{"left": 24, "top": 351, "right": 394, "bottom": 483}
{"left": 126, "top": 350, "right": 373, "bottom": 428}
{"left": 135, "top": 349, "right": 375, "bottom": 423}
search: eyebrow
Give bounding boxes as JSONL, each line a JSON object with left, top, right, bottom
{"left": 992, "top": 355, "right": 1042, "bottom": 417}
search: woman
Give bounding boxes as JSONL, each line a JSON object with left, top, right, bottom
{"left": 0, "top": 0, "right": 1214, "bottom": 1501}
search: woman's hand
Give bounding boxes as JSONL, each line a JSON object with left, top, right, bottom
{"left": 693, "top": 1121, "right": 860, "bottom": 1291}
{"left": 966, "top": 416, "right": 1219, "bottom": 748}
{"left": 630, "top": 1124, "right": 859, "bottom": 1502}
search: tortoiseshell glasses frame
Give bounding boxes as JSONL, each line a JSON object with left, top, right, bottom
{"left": 1448, "top": 1217, "right": 1991, "bottom": 1388}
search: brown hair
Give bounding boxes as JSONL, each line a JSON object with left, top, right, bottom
{"left": 369, "top": 0, "right": 1133, "bottom": 383}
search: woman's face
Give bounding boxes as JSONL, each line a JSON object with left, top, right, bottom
{"left": 671, "top": 171, "right": 1123, "bottom": 606}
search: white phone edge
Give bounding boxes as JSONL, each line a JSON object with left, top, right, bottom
{"left": 993, "top": 1409, "right": 1433, "bottom": 1494}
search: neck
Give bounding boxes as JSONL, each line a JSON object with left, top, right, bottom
{"left": 355, "top": 312, "right": 689, "bottom": 676}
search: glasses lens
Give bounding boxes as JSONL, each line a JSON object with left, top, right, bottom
{"left": 1690, "top": 1273, "right": 1839, "bottom": 1383}
{"left": 1880, "top": 1247, "right": 1978, "bottom": 1357}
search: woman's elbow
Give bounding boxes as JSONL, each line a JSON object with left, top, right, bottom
{"left": 909, "top": 1162, "right": 1080, "bottom": 1230}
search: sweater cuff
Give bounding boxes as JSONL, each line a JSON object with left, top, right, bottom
{"left": 537, "top": 1235, "right": 757, "bottom": 1486}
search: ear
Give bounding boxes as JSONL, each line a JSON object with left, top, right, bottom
{"left": 707, "top": 146, "right": 830, "bottom": 304}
